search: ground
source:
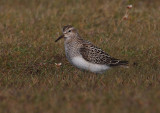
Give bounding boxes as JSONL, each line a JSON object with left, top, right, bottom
{"left": 0, "top": 0, "right": 160, "bottom": 113}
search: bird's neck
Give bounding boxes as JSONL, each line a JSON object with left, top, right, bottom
{"left": 64, "top": 34, "right": 82, "bottom": 45}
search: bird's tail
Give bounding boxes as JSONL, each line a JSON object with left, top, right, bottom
{"left": 109, "top": 58, "right": 129, "bottom": 68}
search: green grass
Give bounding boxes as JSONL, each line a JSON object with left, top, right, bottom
{"left": 0, "top": 0, "right": 160, "bottom": 113}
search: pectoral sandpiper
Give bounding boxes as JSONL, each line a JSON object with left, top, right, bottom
{"left": 55, "top": 25, "right": 128, "bottom": 74}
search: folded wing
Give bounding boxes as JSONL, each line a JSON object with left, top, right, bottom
{"left": 79, "top": 42, "right": 128, "bottom": 66}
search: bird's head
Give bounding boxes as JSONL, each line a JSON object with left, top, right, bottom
{"left": 55, "top": 25, "right": 78, "bottom": 42}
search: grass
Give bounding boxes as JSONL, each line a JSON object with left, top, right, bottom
{"left": 0, "top": 0, "right": 160, "bottom": 113}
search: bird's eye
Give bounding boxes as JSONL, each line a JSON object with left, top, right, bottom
{"left": 68, "top": 30, "right": 71, "bottom": 32}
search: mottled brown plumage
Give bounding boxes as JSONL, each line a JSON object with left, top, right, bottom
{"left": 55, "top": 25, "right": 128, "bottom": 73}
{"left": 79, "top": 40, "right": 128, "bottom": 66}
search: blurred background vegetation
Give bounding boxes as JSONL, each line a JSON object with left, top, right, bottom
{"left": 0, "top": 0, "right": 160, "bottom": 113}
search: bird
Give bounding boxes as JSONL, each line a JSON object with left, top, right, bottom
{"left": 55, "top": 25, "right": 128, "bottom": 74}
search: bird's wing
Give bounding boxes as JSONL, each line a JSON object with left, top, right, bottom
{"left": 79, "top": 42, "right": 128, "bottom": 66}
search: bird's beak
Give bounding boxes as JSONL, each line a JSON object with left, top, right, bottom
{"left": 55, "top": 34, "right": 64, "bottom": 42}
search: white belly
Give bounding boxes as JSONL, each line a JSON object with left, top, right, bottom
{"left": 71, "top": 56, "right": 110, "bottom": 74}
